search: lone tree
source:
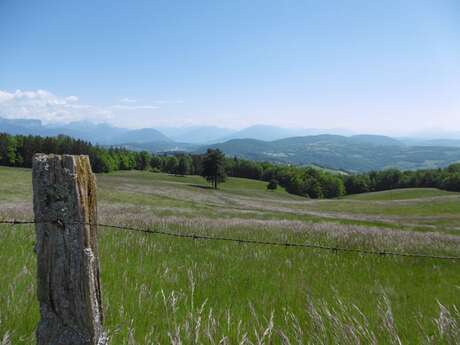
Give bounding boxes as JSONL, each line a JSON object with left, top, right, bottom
{"left": 201, "top": 148, "right": 226, "bottom": 189}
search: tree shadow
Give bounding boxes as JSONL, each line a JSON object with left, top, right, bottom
{"left": 188, "top": 184, "right": 214, "bottom": 190}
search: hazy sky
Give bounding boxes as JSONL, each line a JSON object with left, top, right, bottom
{"left": 1, "top": 0, "right": 459, "bottom": 133}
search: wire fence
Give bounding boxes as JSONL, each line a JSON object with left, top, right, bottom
{"left": 1, "top": 219, "right": 460, "bottom": 261}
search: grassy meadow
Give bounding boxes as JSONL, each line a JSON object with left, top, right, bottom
{"left": 0, "top": 166, "right": 459, "bottom": 344}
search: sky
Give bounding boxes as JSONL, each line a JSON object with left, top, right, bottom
{"left": 0, "top": 0, "right": 459, "bottom": 134}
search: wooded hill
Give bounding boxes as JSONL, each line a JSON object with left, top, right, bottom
{"left": 205, "top": 135, "right": 460, "bottom": 172}
{"left": 1, "top": 133, "right": 460, "bottom": 199}
{"left": 3, "top": 117, "right": 460, "bottom": 172}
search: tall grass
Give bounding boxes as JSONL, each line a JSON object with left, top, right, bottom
{"left": 0, "top": 168, "right": 459, "bottom": 344}
{"left": 1, "top": 225, "right": 459, "bottom": 344}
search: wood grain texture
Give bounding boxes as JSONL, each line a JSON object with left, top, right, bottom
{"left": 32, "top": 154, "right": 107, "bottom": 345}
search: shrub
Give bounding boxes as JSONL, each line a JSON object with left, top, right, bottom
{"left": 267, "top": 179, "right": 278, "bottom": 190}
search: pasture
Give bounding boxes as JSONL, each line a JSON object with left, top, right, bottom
{"left": 0, "top": 166, "right": 459, "bottom": 344}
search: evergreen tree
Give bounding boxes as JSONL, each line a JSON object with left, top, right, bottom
{"left": 201, "top": 149, "right": 226, "bottom": 189}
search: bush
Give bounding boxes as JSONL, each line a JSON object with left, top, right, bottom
{"left": 267, "top": 179, "right": 278, "bottom": 190}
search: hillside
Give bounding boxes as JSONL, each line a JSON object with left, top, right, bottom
{"left": 1, "top": 167, "right": 459, "bottom": 343}
{"left": 3, "top": 117, "right": 460, "bottom": 172}
{"left": 344, "top": 188, "right": 458, "bottom": 201}
{"left": 205, "top": 135, "right": 460, "bottom": 171}
{"left": 217, "top": 124, "right": 316, "bottom": 141}
{"left": 117, "top": 140, "right": 199, "bottom": 152}
{"left": 401, "top": 138, "right": 460, "bottom": 147}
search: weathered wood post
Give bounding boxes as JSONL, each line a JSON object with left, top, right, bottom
{"left": 32, "top": 154, "right": 107, "bottom": 345}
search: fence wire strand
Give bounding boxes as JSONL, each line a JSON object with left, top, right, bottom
{"left": 1, "top": 219, "right": 460, "bottom": 261}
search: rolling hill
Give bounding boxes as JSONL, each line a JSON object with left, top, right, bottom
{"left": 400, "top": 138, "right": 460, "bottom": 147}
{"left": 204, "top": 134, "right": 460, "bottom": 172}
{"left": 158, "top": 126, "right": 236, "bottom": 143}
{"left": 216, "top": 124, "right": 340, "bottom": 142}
{"left": 3, "top": 116, "right": 460, "bottom": 172}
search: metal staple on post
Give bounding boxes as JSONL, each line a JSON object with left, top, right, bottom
{"left": 32, "top": 154, "right": 107, "bottom": 345}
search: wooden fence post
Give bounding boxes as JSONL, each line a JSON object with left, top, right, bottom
{"left": 32, "top": 154, "right": 107, "bottom": 345}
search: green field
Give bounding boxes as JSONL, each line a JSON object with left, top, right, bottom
{"left": 1, "top": 166, "right": 459, "bottom": 344}
{"left": 344, "top": 188, "right": 458, "bottom": 201}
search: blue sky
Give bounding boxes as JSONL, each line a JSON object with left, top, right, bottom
{"left": 0, "top": 0, "right": 459, "bottom": 133}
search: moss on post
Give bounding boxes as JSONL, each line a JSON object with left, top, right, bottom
{"left": 32, "top": 154, "right": 106, "bottom": 345}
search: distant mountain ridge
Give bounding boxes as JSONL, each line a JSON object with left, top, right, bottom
{"left": 158, "top": 126, "right": 236, "bottom": 143}
{"left": 203, "top": 135, "right": 460, "bottom": 172}
{"left": 0, "top": 117, "right": 355, "bottom": 145}
{"left": 2, "top": 116, "right": 460, "bottom": 172}
{"left": 0, "top": 117, "right": 171, "bottom": 144}
{"left": 217, "top": 125, "right": 354, "bottom": 142}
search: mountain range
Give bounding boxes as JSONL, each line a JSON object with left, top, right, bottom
{"left": 0, "top": 116, "right": 171, "bottom": 145}
{"left": 2, "top": 116, "right": 460, "bottom": 172}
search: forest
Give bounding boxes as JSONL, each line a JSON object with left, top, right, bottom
{"left": 1, "top": 132, "right": 460, "bottom": 198}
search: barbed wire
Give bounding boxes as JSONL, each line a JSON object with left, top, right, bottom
{"left": 1, "top": 219, "right": 460, "bottom": 261}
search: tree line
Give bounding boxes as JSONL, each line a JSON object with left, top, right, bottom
{"left": 1, "top": 133, "right": 460, "bottom": 197}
